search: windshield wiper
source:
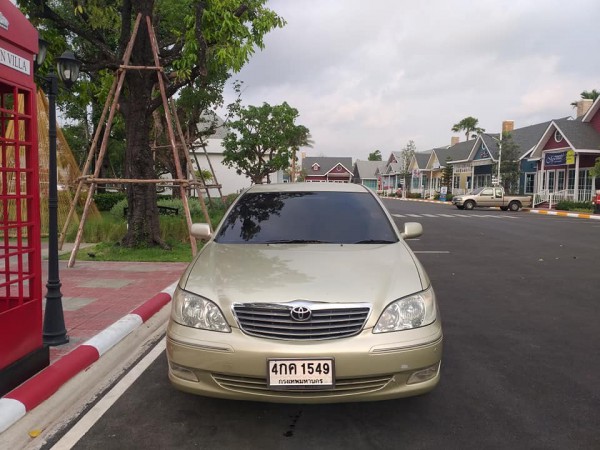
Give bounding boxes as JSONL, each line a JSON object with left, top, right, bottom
{"left": 264, "top": 239, "right": 331, "bottom": 244}
{"left": 353, "top": 239, "right": 396, "bottom": 244}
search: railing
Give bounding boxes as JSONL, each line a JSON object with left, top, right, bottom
{"left": 534, "top": 189, "right": 593, "bottom": 207}
{"left": 533, "top": 190, "right": 549, "bottom": 206}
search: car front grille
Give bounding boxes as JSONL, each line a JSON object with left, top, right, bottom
{"left": 232, "top": 303, "right": 371, "bottom": 340}
{"left": 212, "top": 373, "right": 393, "bottom": 396}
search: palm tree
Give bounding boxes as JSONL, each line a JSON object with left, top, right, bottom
{"left": 570, "top": 89, "right": 600, "bottom": 107}
{"left": 451, "top": 117, "right": 485, "bottom": 141}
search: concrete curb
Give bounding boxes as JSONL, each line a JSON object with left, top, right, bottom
{"left": 0, "top": 282, "right": 178, "bottom": 434}
{"left": 384, "top": 197, "right": 600, "bottom": 220}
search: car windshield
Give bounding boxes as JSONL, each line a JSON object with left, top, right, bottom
{"left": 470, "top": 187, "right": 484, "bottom": 195}
{"left": 214, "top": 191, "right": 399, "bottom": 244}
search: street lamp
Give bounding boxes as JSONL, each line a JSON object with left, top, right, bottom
{"left": 36, "top": 39, "right": 81, "bottom": 346}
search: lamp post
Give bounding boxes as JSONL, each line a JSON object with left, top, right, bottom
{"left": 36, "top": 40, "right": 81, "bottom": 346}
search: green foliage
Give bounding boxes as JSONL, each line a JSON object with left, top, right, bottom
{"left": 451, "top": 117, "right": 485, "bottom": 141}
{"left": 434, "top": 193, "right": 453, "bottom": 201}
{"left": 441, "top": 157, "right": 453, "bottom": 187}
{"left": 398, "top": 141, "right": 416, "bottom": 177}
{"left": 368, "top": 150, "right": 382, "bottom": 161}
{"left": 67, "top": 241, "right": 194, "bottom": 262}
{"left": 108, "top": 195, "right": 233, "bottom": 228}
{"left": 499, "top": 133, "right": 521, "bottom": 194}
{"left": 571, "top": 89, "right": 600, "bottom": 107}
{"left": 93, "top": 192, "right": 126, "bottom": 211}
{"left": 222, "top": 102, "right": 310, "bottom": 183}
{"left": 590, "top": 157, "right": 600, "bottom": 178}
{"left": 406, "top": 192, "right": 422, "bottom": 199}
{"left": 555, "top": 201, "right": 593, "bottom": 212}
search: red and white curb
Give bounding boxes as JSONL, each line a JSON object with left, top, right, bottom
{"left": 0, "top": 282, "right": 178, "bottom": 433}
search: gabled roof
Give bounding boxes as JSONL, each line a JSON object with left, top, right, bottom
{"left": 445, "top": 140, "right": 478, "bottom": 164}
{"left": 302, "top": 157, "right": 353, "bottom": 176}
{"left": 508, "top": 120, "right": 554, "bottom": 159}
{"left": 354, "top": 160, "right": 384, "bottom": 179}
{"left": 386, "top": 162, "right": 401, "bottom": 174}
{"left": 414, "top": 151, "right": 432, "bottom": 169}
{"left": 530, "top": 117, "right": 600, "bottom": 158}
{"left": 582, "top": 96, "right": 600, "bottom": 122}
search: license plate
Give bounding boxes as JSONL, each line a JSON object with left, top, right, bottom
{"left": 267, "top": 358, "right": 335, "bottom": 390}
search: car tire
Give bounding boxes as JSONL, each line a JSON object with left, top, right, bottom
{"left": 500, "top": 206, "right": 508, "bottom": 211}
{"left": 464, "top": 200, "right": 475, "bottom": 210}
{"left": 508, "top": 201, "right": 520, "bottom": 211}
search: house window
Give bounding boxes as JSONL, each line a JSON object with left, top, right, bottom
{"left": 578, "top": 169, "right": 592, "bottom": 192}
{"left": 312, "top": 163, "right": 320, "bottom": 171}
{"left": 554, "top": 130, "right": 563, "bottom": 143}
{"left": 524, "top": 173, "right": 535, "bottom": 194}
{"left": 567, "top": 169, "right": 575, "bottom": 190}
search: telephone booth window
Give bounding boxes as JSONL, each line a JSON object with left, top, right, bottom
{"left": 0, "top": 81, "right": 43, "bottom": 372}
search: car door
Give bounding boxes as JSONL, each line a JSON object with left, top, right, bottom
{"left": 479, "top": 188, "right": 494, "bottom": 206}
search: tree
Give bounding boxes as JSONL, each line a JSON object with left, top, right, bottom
{"left": 222, "top": 102, "right": 310, "bottom": 184}
{"left": 497, "top": 133, "right": 520, "bottom": 194}
{"left": 451, "top": 117, "right": 485, "bottom": 141}
{"left": 368, "top": 150, "right": 382, "bottom": 161}
{"left": 20, "top": 0, "right": 285, "bottom": 248}
{"left": 571, "top": 89, "right": 600, "bottom": 107}
{"left": 441, "top": 158, "right": 453, "bottom": 188}
{"left": 398, "top": 140, "right": 416, "bottom": 191}
{"left": 590, "top": 157, "right": 600, "bottom": 179}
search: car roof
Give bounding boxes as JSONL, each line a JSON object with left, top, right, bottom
{"left": 245, "top": 183, "right": 369, "bottom": 194}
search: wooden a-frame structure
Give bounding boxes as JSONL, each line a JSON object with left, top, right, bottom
{"left": 61, "top": 14, "right": 218, "bottom": 267}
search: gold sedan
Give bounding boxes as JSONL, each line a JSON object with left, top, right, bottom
{"left": 167, "top": 183, "right": 442, "bottom": 403}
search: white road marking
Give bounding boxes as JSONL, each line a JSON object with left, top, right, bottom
{"left": 51, "top": 338, "right": 167, "bottom": 449}
{"left": 413, "top": 251, "right": 450, "bottom": 254}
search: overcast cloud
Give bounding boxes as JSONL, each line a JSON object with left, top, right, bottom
{"left": 218, "top": 0, "right": 600, "bottom": 160}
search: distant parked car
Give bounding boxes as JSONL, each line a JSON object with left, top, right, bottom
{"left": 167, "top": 182, "right": 443, "bottom": 403}
{"left": 452, "top": 187, "right": 532, "bottom": 211}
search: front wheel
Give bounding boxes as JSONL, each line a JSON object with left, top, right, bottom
{"left": 464, "top": 200, "right": 475, "bottom": 210}
{"left": 508, "top": 201, "right": 521, "bottom": 212}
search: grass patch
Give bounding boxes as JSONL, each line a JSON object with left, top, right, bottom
{"left": 61, "top": 196, "right": 233, "bottom": 262}
{"left": 64, "top": 241, "right": 196, "bottom": 262}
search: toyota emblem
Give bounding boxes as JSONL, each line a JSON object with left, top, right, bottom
{"left": 290, "top": 306, "right": 312, "bottom": 322}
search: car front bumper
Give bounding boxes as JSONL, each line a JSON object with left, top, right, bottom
{"left": 166, "top": 320, "right": 443, "bottom": 403}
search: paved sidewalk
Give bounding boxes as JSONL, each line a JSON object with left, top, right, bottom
{"left": 0, "top": 245, "right": 188, "bottom": 434}
{"left": 42, "top": 257, "right": 188, "bottom": 363}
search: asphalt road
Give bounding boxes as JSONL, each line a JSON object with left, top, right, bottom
{"left": 47, "top": 201, "right": 600, "bottom": 450}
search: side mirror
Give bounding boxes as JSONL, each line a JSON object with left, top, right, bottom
{"left": 401, "top": 222, "right": 423, "bottom": 239}
{"left": 191, "top": 223, "right": 212, "bottom": 240}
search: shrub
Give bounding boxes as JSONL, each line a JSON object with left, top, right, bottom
{"left": 433, "top": 193, "right": 453, "bottom": 201}
{"left": 555, "top": 200, "right": 593, "bottom": 212}
{"left": 93, "top": 192, "right": 127, "bottom": 211}
{"left": 407, "top": 192, "right": 422, "bottom": 199}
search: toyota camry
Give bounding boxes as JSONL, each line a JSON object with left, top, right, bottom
{"left": 166, "top": 182, "right": 443, "bottom": 403}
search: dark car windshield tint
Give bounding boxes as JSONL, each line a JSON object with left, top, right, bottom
{"left": 215, "top": 191, "right": 399, "bottom": 244}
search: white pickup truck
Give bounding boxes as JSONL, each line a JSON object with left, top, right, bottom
{"left": 452, "top": 187, "right": 532, "bottom": 211}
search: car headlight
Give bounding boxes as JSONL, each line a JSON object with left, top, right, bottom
{"left": 373, "top": 287, "right": 437, "bottom": 333}
{"left": 171, "top": 287, "right": 231, "bottom": 332}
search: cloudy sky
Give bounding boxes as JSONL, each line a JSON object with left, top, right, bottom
{"left": 219, "top": 0, "right": 600, "bottom": 161}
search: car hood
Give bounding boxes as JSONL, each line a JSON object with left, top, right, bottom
{"left": 180, "top": 242, "right": 427, "bottom": 314}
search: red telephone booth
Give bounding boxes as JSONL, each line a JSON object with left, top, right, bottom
{"left": 0, "top": 2, "right": 47, "bottom": 396}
